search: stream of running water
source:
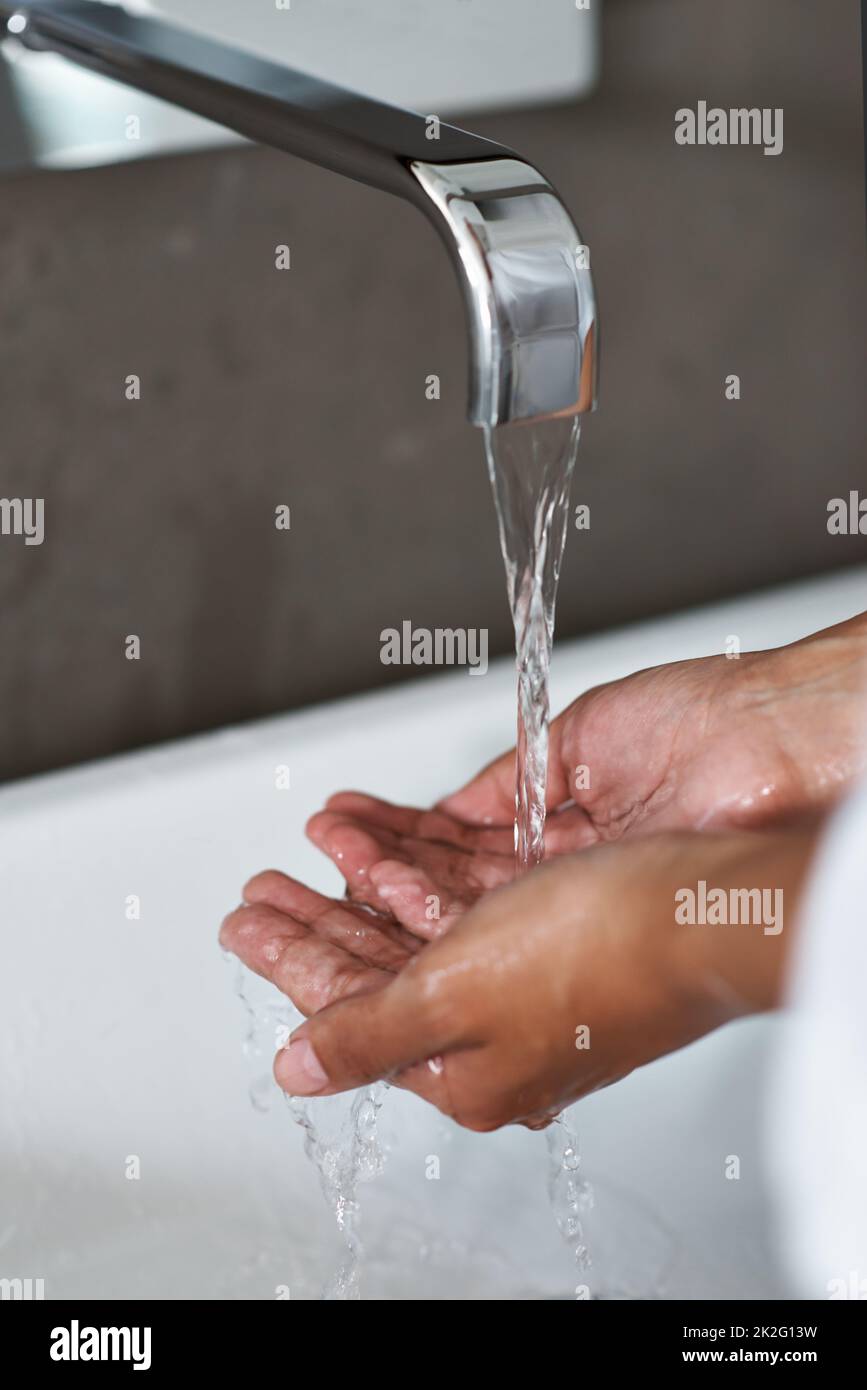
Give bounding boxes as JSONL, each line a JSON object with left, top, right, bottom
{"left": 483, "top": 416, "right": 579, "bottom": 871}
{"left": 231, "top": 958, "right": 385, "bottom": 1299}
{"left": 231, "top": 415, "right": 592, "bottom": 1298}
{"left": 484, "top": 416, "right": 594, "bottom": 1293}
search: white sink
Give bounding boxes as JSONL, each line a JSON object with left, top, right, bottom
{"left": 2, "top": 566, "right": 864, "bottom": 1300}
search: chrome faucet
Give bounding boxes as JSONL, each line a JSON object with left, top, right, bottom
{"left": 1, "top": 0, "right": 597, "bottom": 427}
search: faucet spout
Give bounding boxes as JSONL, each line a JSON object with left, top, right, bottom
{"left": 2, "top": 0, "right": 597, "bottom": 426}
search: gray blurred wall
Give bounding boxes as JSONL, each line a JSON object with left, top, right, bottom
{"left": 0, "top": 0, "right": 865, "bottom": 782}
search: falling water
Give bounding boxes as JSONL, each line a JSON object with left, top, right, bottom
{"left": 484, "top": 415, "right": 595, "bottom": 1293}
{"left": 285, "top": 1085, "right": 385, "bottom": 1300}
{"left": 227, "top": 417, "right": 592, "bottom": 1299}
{"left": 545, "top": 1113, "right": 594, "bottom": 1290}
{"left": 230, "top": 956, "right": 385, "bottom": 1300}
{"left": 483, "top": 416, "right": 580, "bottom": 871}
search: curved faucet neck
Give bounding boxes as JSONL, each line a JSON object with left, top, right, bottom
{"left": 3, "top": 0, "right": 597, "bottom": 427}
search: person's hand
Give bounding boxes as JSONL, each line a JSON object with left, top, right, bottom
{"left": 304, "top": 614, "right": 866, "bottom": 930}
{"left": 220, "top": 825, "right": 818, "bottom": 1130}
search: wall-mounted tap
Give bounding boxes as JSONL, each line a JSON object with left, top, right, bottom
{"left": 0, "top": 0, "right": 597, "bottom": 427}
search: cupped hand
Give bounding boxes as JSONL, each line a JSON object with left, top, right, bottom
{"left": 305, "top": 614, "right": 866, "bottom": 930}
{"left": 219, "top": 614, "right": 860, "bottom": 1127}
{"left": 220, "top": 825, "right": 817, "bottom": 1130}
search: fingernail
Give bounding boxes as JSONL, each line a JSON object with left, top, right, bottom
{"left": 274, "top": 1039, "right": 329, "bottom": 1095}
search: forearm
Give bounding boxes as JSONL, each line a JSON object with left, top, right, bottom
{"left": 665, "top": 823, "right": 824, "bottom": 1019}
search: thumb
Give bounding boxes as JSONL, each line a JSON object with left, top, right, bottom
{"left": 437, "top": 702, "right": 581, "bottom": 825}
{"left": 274, "top": 972, "right": 453, "bottom": 1097}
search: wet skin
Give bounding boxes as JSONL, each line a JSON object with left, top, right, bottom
{"left": 220, "top": 614, "right": 866, "bottom": 1129}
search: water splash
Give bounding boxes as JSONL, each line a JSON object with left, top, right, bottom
{"left": 545, "top": 1111, "right": 594, "bottom": 1295}
{"left": 285, "top": 1085, "right": 385, "bottom": 1300}
{"left": 228, "top": 955, "right": 386, "bottom": 1299}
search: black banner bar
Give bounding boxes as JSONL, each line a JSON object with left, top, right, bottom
{"left": 2, "top": 1299, "right": 865, "bottom": 1374}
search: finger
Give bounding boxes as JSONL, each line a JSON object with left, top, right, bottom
{"left": 320, "top": 789, "right": 596, "bottom": 870}
{"left": 305, "top": 811, "right": 396, "bottom": 903}
{"left": 243, "top": 869, "right": 419, "bottom": 969}
{"left": 322, "top": 791, "right": 422, "bottom": 834}
{"left": 368, "top": 859, "right": 470, "bottom": 937}
{"left": 438, "top": 705, "right": 578, "bottom": 825}
{"left": 274, "top": 967, "right": 462, "bottom": 1098}
{"left": 320, "top": 792, "right": 516, "bottom": 853}
{"left": 307, "top": 811, "right": 513, "bottom": 909}
{"left": 220, "top": 902, "right": 391, "bottom": 1015}
{"left": 543, "top": 803, "right": 598, "bottom": 854}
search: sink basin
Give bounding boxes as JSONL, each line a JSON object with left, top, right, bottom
{"left": 2, "top": 565, "right": 864, "bottom": 1300}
